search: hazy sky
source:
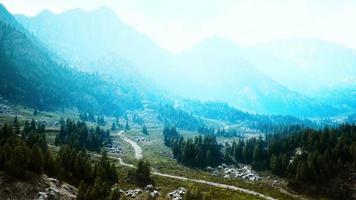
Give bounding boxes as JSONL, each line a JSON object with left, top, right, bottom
{"left": 1, "top": 0, "right": 356, "bottom": 53}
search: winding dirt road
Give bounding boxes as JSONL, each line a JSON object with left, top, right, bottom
{"left": 118, "top": 131, "right": 143, "bottom": 160}
{"left": 117, "top": 131, "right": 277, "bottom": 200}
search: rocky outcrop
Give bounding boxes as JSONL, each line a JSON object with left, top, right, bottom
{"left": 35, "top": 177, "right": 77, "bottom": 200}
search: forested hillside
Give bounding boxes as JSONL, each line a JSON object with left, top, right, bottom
{"left": 0, "top": 5, "right": 142, "bottom": 115}
{"left": 176, "top": 100, "right": 321, "bottom": 133}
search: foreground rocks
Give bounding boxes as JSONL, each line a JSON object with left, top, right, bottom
{"left": 167, "top": 187, "right": 187, "bottom": 200}
{"left": 0, "top": 174, "right": 76, "bottom": 200}
{"left": 113, "top": 184, "right": 160, "bottom": 199}
{"left": 35, "top": 177, "right": 77, "bottom": 200}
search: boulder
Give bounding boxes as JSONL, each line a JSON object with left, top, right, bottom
{"left": 145, "top": 184, "right": 155, "bottom": 192}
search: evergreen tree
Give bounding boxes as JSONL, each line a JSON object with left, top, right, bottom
{"left": 125, "top": 121, "right": 130, "bottom": 130}
{"left": 13, "top": 116, "right": 20, "bottom": 135}
{"left": 5, "top": 145, "right": 29, "bottom": 178}
{"left": 44, "top": 151, "right": 55, "bottom": 177}
{"left": 77, "top": 180, "right": 88, "bottom": 200}
{"left": 111, "top": 122, "right": 117, "bottom": 131}
{"left": 108, "top": 187, "right": 121, "bottom": 200}
{"left": 129, "top": 159, "right": 153, "bottom": 186}
{"left": 142, "top": 124, "right": 148, "bottom": 135}
{"left": 33, "top": 108, "right": 38, "bottom": 116}
{"left": 28, "top": 144, "right": 44, "bottom": 173}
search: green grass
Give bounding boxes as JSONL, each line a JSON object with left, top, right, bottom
{"left": 0, "top": 107, "right": 307, "bottom": 200}
{"left": 120, "top": 127, "right": 302, "bottom": 200}
{"left": 116, "top": 163, "right": 263, "bottom": 200}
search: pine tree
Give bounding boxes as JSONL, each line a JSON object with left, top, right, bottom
{"left": 0, "top": 149, "right": 7, "bottom": 170}
{"left": 111, "top": 122, "right": 117, "bottom": 131}
{"left": 5, "top": 145, "right": 29, "bottom": 178}
{"left": 142, "top": 124, "right": 148, "bottom": 135}
{"left": 108, "top": 187, "right": 121, "bottom": 200}
{"left": 125, "top": 121, "right": 130, "bottom": 130}
{"left": 77, "top": 180, "right": 88, "bottom": 200}
{"left": 29, "top": 145, "right": 44, "bottom": 173}
{"left": 13, "top": 116, "right": 20, "bottom": 135}
{"left": 23, "top": 120, "right": 31, "bottom": 138}
{"left": 44, "top": 151, "right": 55, "bottom": 177}
{"left": 135, "top": 159, "right": 152, "bottom": 186}
{"left": 33, "top": 108, "right": 38, "bottom": 115}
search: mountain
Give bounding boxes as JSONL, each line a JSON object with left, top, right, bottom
{"left": 244, "top": 38, "right": 356, "bottom": 95}
{"left": 14, "top": 8, "right": 345, "bottom": 116}
{"left": 173, "top": 37, "right": 338, "bottom": 116}
{"left": 0, "top": 4, "right": 142, "bottom": 115}
{"left": 15, "top": 7, "right": 172, "bottom": 80}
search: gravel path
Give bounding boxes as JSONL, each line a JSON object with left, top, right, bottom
{"left": 116, "top": 131, "right": 277, "bottom": 200}
{"left": 118, "top": 131, "right": 143, "bottom": 160}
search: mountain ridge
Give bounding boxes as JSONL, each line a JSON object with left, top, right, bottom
{"left": 12, "top": 6, "right": 351, "bottom": 117}
{"left": 0, "top": 3, "right": 143, "bottom": 114}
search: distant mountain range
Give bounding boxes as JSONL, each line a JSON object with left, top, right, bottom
{"left": 0, "top": 4, "right": 143, "bottom": 115}
{"left": 7, "top": 5, "right": 356, "bottom": 117}
{"left": 244, "top": 38, "right": 356, "bottom": 94}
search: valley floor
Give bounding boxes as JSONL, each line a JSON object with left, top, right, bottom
{"left": 0, "top": 104, "right": 316, "bottom": 200}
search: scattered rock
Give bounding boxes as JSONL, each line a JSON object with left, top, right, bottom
{"left": 135, "top": 137, "right": 150, "bottom": 142}
{"left": 105, "top": 141, "right": 122, "bottom": 154}
{"left": 205, "top": 166, "right": 213, "bottom": 171}
{"left": 35, "top": 187, "right": 60, "bottom": 200}
{"left": 35, "top": 192, "right": 48, "bottom": 200}
{"left": 124, "top": 188, "right": 143, "bottom": 198}
{"left": 212, "top": 164, "right": 261, "bottom": 181}
{"left": 145, "top": 184, "right": 155, "bottom": 192}
{"left": 168, "top": 187, "right": 187, "bottom": 200}
{"left": 150, "top": 190, "right": 160, "bottom": 198}
{"left": 0, "top": 104, "right": 17, "bottom": 116}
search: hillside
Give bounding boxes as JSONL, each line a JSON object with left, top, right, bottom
{"left": 174, "top": 37, "right": 339, "bottom": 116}
{"left": 0, "top": 4, "right": 142, "bottom": 115}
{"left": 15, "top": 7, "right": 172, "bottom": 80}
{"left": 244, "top": 38, "right": 356, "bottom": 95}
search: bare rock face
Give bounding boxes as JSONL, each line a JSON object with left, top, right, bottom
{"left": 167, "top": 187, "right": 187, "bottom": 200}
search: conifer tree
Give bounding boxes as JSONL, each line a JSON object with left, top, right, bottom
{"left": 29, "top": 144, "right": 44, "bottom": 173}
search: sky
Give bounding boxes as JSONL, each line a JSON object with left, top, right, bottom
{"left": 1, "top": 0, "right": 356, "bottom": 53}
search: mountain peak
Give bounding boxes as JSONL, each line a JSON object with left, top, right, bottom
{"left": 0, "top": 3, "right": 13, "bottom": 22}
{"left": 93, "top": 6, "right": 116, "bottom": 14}
{"left": 183, "top": 36, "right": 241, "bottom": 55}
{"left": 0, "top": 3, "right": 23, "bottom": 29}
{"left": 37, "top": 9, "right": 54, "bottom": 17}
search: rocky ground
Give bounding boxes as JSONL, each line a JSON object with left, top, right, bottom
{"left": 105, "top": 140, "right": 123, "bottom": 154}
{"left": 208, "top": 164, "right": 261, "bottom": 181}
{"left": 0, "top": 103, "right": 17, "bottom": 116}
{"left": 135, "top": 136, "right": 150, "bottom": 142}
{"left": 0, "top": 173, "right": 76, "bottom": 200}
{"left": 112, "top": 184, "right": 161, "bottom": 199}
{"left": 167, "top": 187, "right": 187, "bottom": 200}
